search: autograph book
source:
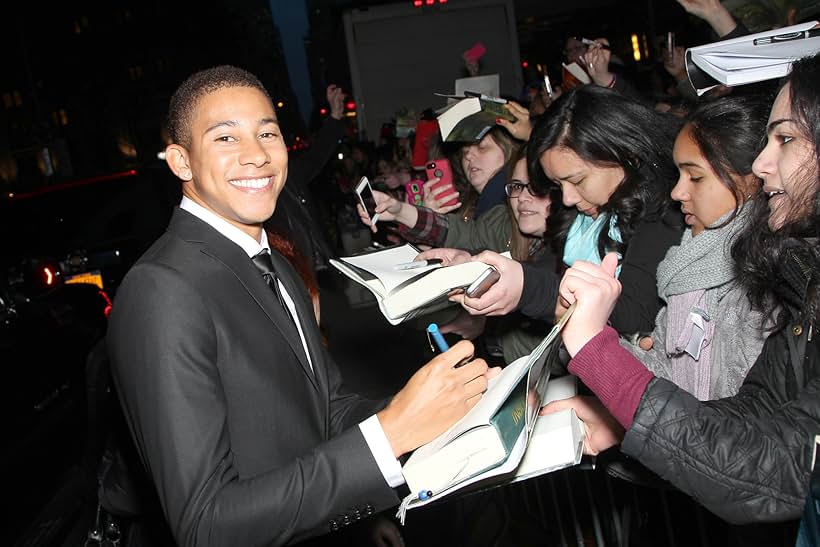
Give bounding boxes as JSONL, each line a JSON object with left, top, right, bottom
{"left": 686, "top": 21, "right": 820, "bottom": 94}
{"left": 330, "top": 243, "right": 498, "bottom": 325}
{"left": 397, "top": 306, "right": 584, "bottom": 522}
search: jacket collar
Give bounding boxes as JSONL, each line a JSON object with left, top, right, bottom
{"left": 779, "top": 240, "right": 819, "bottom": 320}
{"left": 167, "top": 208, "right": 320, "bottom": 390}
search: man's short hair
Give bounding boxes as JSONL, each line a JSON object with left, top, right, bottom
{"left": 167, "top": 65, "right": 273, "bottom": 147}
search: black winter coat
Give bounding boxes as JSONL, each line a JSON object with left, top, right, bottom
{"left": 622, "top": 245, "right": 820, "bottom": 524}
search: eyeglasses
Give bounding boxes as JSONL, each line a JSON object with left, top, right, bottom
{"left": 505, "top": 180, "right": 547, "bottom": 198}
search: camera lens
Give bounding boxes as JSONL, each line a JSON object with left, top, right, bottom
{"left": 434, "top": 169, "right": 443, "bottom": 177}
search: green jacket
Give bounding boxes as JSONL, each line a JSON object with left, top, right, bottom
{"left": 444, "top": 204, "right": 512, "bottom": 254}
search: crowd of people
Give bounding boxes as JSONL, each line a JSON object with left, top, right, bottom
{"left": 98, "top": 0, "right": 820, "bottom": 545}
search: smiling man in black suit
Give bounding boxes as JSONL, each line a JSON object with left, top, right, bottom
{"left": 107, "top": 65, "right": 494, "bottom": 546}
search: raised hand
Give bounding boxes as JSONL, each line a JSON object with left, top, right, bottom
{"left": 357, "top": 189, "right": 418, "bottom": 232}
{"left": 676, "top": 0, "right": 737, "bottom": 36}
{"left": 496, "top": 101, "right": 533, "bottom": 141}
{"left": 580, "top": 38, "right": 614, "bottom": 87}
{"left": 559, "top": 253, "right": 621, "bottom": 356}
{"left": 422, "top": 178, "right": 461, "bottom": 214}
{"left": 663, "top": 45, "right": 687, "bottom": 82}
{"left": 326, "top": 84, "right": 345, "bottom": 120}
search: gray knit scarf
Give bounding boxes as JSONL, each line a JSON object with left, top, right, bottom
{"left": 656, "top": 206, "right": 751, "bottom": 302}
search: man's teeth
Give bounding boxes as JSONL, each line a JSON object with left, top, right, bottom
{"left": 230, "top": 177, "right": 270, "bottom": 188}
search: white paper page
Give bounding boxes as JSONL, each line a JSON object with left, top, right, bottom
{"left": 407, "top": 426, "right": 528, "bottom": 509}
{"left": 340, "top": 244, "right": 439, "bottom": 293}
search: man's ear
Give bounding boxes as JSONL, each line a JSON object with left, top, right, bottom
{"left": 165, "top": 144, "right": 193, "bottom": 182}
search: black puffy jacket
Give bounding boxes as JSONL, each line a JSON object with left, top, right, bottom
{"left": 622, "top": 245, "right": 820, "bottom": 524}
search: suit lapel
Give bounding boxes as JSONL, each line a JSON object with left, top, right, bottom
{"left": 268, "top": 250, "right": 328, "bottom": 392}
{"left": 168, "top": 209, "right": 319, "bottom": 391}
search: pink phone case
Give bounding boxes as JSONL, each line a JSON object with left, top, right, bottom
{"left": 426, "top": 159, "right": 459, "bottom": 207}
{"left": 404, "top": 180, "right": 424, "bottom": 206}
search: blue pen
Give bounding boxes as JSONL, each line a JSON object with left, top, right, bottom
{"left": 427, "top": 323, "right": 450, "bottom": 353}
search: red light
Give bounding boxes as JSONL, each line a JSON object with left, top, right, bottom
{"left": 44, "top": 267, "right": 54, "bottom": 286}
{"left": 425, "top": 0, "right": 434, "bottom": 4}
{"left": 99, "top": 289, "right": 113, "bottom": 318}
{"left": 522, "top": 61, "right": 529, "bottom": 68}
{"left": 439, "top": 0, "right": 447, "bottom": 3}
{"left": 345, "top": 101, "right": 356, "bottom": 110}
{"left": 320, "top": 107, "right": 328, "bottom": 115}
{"left": 413, "top": 0, "right": 422, "bottom": 6}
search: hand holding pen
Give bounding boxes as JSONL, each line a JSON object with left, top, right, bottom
{"left": 580, "top": 38, "right": 615, "bottom": 87}
{"left": 376, "top": 340, "right": 499, "bottom": 457}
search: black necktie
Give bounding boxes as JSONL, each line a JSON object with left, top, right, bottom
{"left": 252, "top": 250, "right": 295, "bottom": 324}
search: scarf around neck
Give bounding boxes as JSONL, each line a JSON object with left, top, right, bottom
{"left": 563, "top": 213, "right": 623, "bottom": 277}
{"left": 655, "top": 206, "right": 751, "bottom": 302}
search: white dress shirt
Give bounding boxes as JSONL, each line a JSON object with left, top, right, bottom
{"left": 180, "top": 197, "right": 405, "bottom": 487}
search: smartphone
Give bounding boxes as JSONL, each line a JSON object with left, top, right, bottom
{"left": 355, "top": 176, "right": 379, "bottom": 224}
{"left": 465, "top": 267, "right": 500, "bottom": 298}
{"left": 543, "top": 74, "right": 554, "bottom": 98}
{"left": 404, "top": 180, "right": 424, "bottom": 206}
{"left": 667, "top": 31, "right": 675, "bottom": 53}
{"left": 425, "top": 159, "right": 459, "bottom": 207}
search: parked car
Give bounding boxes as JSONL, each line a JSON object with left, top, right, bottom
{"left": 0, "top": 165, "right": 179, "bottom": 544}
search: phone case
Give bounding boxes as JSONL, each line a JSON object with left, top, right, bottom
{"left": 404, "top": 180, "right": 424, "bottom": 206}
{"left": 356, "top": 178, "right": 379, "bottom": 224}
{"left": 426, "top": 160, "right": 459, "bottom": 207}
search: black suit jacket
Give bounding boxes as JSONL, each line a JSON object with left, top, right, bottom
{"left": 107, "top": 208, "right": 399, "bottom": 546}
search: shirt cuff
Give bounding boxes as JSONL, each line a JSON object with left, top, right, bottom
{"left": 359, "top": 415, "right": 406, "bottom": 488}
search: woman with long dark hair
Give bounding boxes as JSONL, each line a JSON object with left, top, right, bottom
{"left": 451, "top": 85, "right": 683, "bottom": 338}
{"left": 625, "top": 95, "right": 773, "bottom": 400}
{"left": 547, "top": 53, "right": 820, "bottom": 531}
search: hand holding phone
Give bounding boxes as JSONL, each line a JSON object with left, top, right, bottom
{"left": 425, "top": 159, "right": 459, "bottom": 208}
{"left": 404, "top": 180, "right": 424, "bottom": 206}
{"left": 355, "top": 177, "right": 380, "bottom": 224}
{"left": 465, "top": 267, "right": 500, "bottom": 298}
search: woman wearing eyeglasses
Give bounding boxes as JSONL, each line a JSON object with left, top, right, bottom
{"left": 360, "top": 149, "right": 559, "bottom": 363}
{"left": 360, "top": 148, "right": 555, "bottom": 263}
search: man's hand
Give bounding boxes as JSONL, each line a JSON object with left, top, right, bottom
{"left": 327, "top": 84, "right": 345, "bottom": 120}
{"left": 378, "top": 340, "right": 500, "bottom": 457}
{"left": 496, "top": 101, "right": 533, "bottom": 141}
{"left": 580, "top": 38, "right": 614, "bottom": 88}
{"left": 454, "top": 251, "right": 523, "bottom": 316}
{"left": 559, "top": 253, "right": 621, "bottom": 356}
{"left": 422, "top": 178, "right": 461, "bottom": 214}
{"left": 540, "top": 396, "right": 624, "bottom": 455}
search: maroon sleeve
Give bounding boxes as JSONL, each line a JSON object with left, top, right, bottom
{"left": 567, "top": 326, "right": 655, "bottom": 428}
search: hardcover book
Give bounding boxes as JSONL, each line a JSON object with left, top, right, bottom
{"left": 329, "top": 243, "right": 498, "bottom": 325}
{"left": 397, "top": 306, "right": 582, "bottom": 520}
{"left": 686, "top": 21, "right": 820, "bottom": 95}
{"left": 436, "top": 96, "right": 516, "bottom": 143}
